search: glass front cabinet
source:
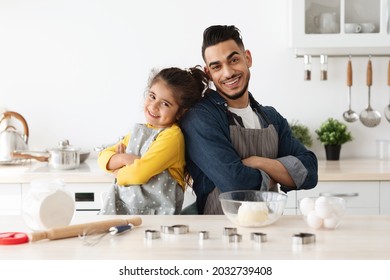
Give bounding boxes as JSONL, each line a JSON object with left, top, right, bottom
{"left": 288, "top": 0, "right": 390, "bottom": 53}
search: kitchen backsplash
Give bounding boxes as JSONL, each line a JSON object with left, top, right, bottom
{"left": 1, "top": 0, "right": 389, "bottom": 160}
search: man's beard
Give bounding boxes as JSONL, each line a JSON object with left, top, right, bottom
{"left": 216, "top": 72, "right": 250, "bottom": 101}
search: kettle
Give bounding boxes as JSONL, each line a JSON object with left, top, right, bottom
{"left": 0, "top": 111, "right": 29, "bottom": 163}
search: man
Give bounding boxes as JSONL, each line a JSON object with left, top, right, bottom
{"left": 180, "top": 25, "right": 318, "bottom": 214}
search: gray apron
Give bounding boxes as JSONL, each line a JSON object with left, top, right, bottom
{"left": 99, "top": 124, "right": 184, "bottom": 215}
{"left": 203, "top": 109, "right": 279, "bottom": 214}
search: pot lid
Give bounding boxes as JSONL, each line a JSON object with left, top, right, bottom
{"left": 50, "top": 140, "right": 80, "bottom": 152}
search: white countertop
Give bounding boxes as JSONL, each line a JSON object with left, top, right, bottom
{"left": 318, "top": 158, "right": 390, "bottom": 181}
{"left": 1, "top": 158, "right": 390, "bottom": 184}
{"left": 1, "top": 214, "right": 389, "bottom": 260}
{"left": 0, "top": 158, "right": 113, "bottom": 184}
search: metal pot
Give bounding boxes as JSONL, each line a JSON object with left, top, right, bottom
{"left": 13, "top": 140, "right": 80, "bottom": 170}
{"left": 48, "top": 140, "right": 80, "bottom": 170}
{"left": 0, "top": 111, "right": 29, "bottom": 163}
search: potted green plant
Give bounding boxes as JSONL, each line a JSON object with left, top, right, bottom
{"left": 315, "top": 117, "right": 353, "bottom": 160}
{"left": 289, "top": 120, "right": 313, "bottom": 148}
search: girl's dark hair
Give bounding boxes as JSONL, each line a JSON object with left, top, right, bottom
{"left": 201, "top": 25, "right": 245, "bottom": 60}
{"left": 147, "top": 66, "right": 210, "bottom": 118}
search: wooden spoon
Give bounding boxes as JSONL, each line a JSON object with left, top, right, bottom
{"left": 342, "top": 59, "right": 358, "bottom": 122}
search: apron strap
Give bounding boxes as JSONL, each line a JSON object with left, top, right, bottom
{"left": 227, "top": 111, "right": 245, "bottom": 127}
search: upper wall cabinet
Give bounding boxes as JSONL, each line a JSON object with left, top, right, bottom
{"left": 288, "top": 0, "right": 390, "bottom": 54}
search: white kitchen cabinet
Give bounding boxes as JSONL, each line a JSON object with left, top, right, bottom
{"left": 22, "top": 182, "right": 111, "bottom": 216}
{"left": 380, "top": 181, "right": 390, "bottom": 214}
{"left": 297, "top": 181, "right": 380, "bottom": 215}
{"left": 289, "top": 0, "right": 390, "bottom": 53}
{"left": 284, "top": 190, "right": 297, "bottom": 215}
{"left": 0, "top": 184, "right": 21, "bottom": 215}
{"left": 64, "top": 183, "right": 110, "bottom": 215}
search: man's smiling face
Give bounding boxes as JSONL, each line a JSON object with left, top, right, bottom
{"left": 204, "top": 39, "right": 252, "bottom": 107}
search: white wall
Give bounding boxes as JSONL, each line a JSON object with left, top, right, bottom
{"left": 1, "top": 0, "right": 389, "bottom": 160}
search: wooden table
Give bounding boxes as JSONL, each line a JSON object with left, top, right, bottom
{"left": 1, "top": 214, "right": 389, "bottom": 260}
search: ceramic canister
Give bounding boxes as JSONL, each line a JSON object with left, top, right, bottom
{"left": 22, "top": 179, "right": 75, "bottom": 231}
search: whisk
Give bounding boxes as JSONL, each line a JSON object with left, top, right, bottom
{"left": 79, "top": 224, "right": 133, "bottom": 246}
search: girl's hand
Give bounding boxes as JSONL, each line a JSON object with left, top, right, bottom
{"left": 114, "top": 142, "right": 140, "bottom": 167}
{"left": 116, "top": 143, "right": 126, "bottom": 154}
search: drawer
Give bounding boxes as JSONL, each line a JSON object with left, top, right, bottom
{"left": 380, "top": 181, "right": 390, "bottom": 215}
{"left": 285, "top": 190, "right": 296, "bottom": 208}
{"left": 0, "top": 184, "right": 21, "bottom": 214}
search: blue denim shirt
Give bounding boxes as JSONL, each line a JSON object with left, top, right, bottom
{"left": 180, "top": 90, "right": 318, "bottom": 214}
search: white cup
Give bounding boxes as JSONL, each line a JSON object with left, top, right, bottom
{"left": 314, "top": 12, "right": 339, "bottom": 34}
{"left": 361, "top": 23, "right": 376, "bottom": 33}
{"left": 22, "top": 179, "right": 75, "bottom": 231}
{"left": 345, "top": 23, "right": 362, "bottom": 33}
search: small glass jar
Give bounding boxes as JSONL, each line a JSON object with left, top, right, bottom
{"left": 303, "top": 55, "right": 312, "bottom": 81}
{"left": 320, "top": 54, "right": 328, "bottom": 81}
{"left": 376, "top": 140, "right": 390, "bottom": 160}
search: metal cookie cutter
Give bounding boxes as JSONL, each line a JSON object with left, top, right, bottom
{"left": 144, "top": 230, "right": 160, "bottom": 240}
{"left": 172, "top": 224, "right": 189, "bottom": 234}
{"left": 160, "top": 225, "right": 174, "bottom": 234}
{"left": 251, "top": 232, "right": 267, "bottom": 243}
{"left": 199, "top": 231, "right": 209, "bottom": 240}
{"left": 228, "top": 233, "right": 242, "bottom": 243}
{"left": 223, "top": 227, "right": 237, "bottom": 236}
{"left": 292, "top": 233, "right": 316, "bottom": 245}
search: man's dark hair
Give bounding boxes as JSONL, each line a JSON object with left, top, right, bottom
{"left": 201, "top": 25, "right": 245, "bottom": 60}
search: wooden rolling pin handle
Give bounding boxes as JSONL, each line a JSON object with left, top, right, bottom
{"left": 367, "top": 59, "right": 372, "bottom": 87}
{"left": 29, "top": 217, "right": 142, "bottom": 242}
{"left": 347, "top": 60, "right": 352, "bottom": 87}
{"left": 387, "top": 60, "right": 390, "bottom": 86}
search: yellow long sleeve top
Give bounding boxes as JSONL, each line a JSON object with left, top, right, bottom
{"left": 98, "top": 123, "right": 185, "bottom": 189}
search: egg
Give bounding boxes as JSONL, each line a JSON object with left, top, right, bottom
{"left": 315, "top": 196, "right": 329, "bottom": 206}
{"left": 332, "top": 202, "right": 346, "bottom": 217}
{"left": 306, "top": 210, "right": 323, "bottom": 229}
{"left": 323, "top": 213, "right": 340, "bottom": 229}
{"left": 315, "top": 197, "right": 332, "bottom": 219}
{"left": 299, "top": 197, "right": 315, "bottom": 216}
{"left": 237, "top": 201, "right": 269, "bottom": 225}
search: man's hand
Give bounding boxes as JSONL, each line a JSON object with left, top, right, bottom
{"left": 242, "top": 156, "right": 295, "bottom": 187}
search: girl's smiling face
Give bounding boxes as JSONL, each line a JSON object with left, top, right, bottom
{"left": 144, "top": 80, "right": 180, "bottom": 128}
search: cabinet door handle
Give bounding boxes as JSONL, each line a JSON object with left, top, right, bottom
{"left": 319, "top": 192, "right": 359, "bottom": 198}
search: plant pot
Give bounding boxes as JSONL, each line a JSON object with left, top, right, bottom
{"left": 325, "top": 145, "right": 341, "bottom": 160}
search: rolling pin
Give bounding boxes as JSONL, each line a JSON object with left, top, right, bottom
{"left": 29, "top": 217, "right": 142, "bottom": 242}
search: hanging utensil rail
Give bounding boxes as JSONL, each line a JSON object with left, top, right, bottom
{"left": 295, "top": 54, "right": 390, "bottom": 58}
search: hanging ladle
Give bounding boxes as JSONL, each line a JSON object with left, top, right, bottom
{"left": 384, "top": 60, "right": 390, "bottom": 122}
{"left": 343, "top": 58, "right": 358, "bottom": 122}
{"left": 359, "top": 58, "right": 381, "bottom": 127}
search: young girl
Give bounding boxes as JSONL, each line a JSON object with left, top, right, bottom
{"left": 98, "top": 66, "right": 209, "bottom": 215}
